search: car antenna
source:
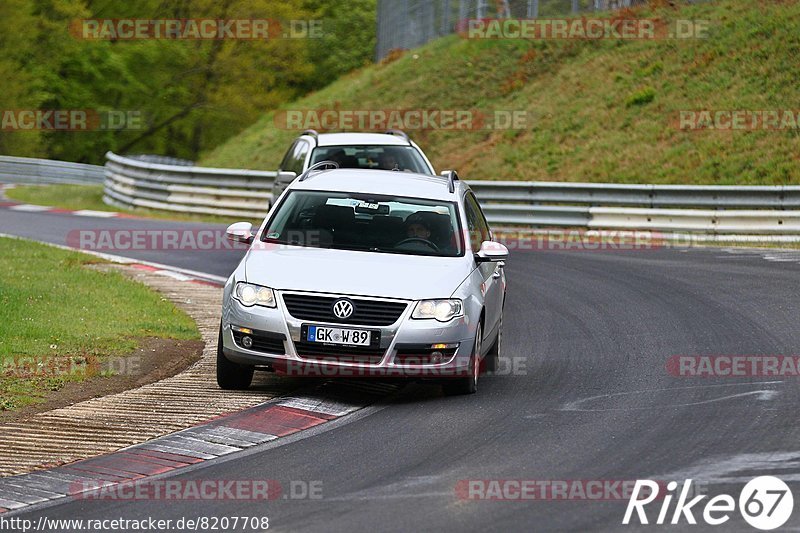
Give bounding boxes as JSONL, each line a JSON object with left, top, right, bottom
{"left": 299, "top": 160, "right": 339, "bottom": 181}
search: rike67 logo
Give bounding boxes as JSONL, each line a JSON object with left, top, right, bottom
{"left": 623, "top": 477, "right": 794, "bottom": 530}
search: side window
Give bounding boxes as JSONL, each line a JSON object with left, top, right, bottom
{"left": 279, "top": 141, "right": 309, "bottom": 175}
{"left": 279, "top": 141, "right": 298, "bottom": 172}
{"left": 464, "top": 192, "right": 490, "bottom": 251}
{"left": 292, "top": 141, "right": 310, "bottom": 174}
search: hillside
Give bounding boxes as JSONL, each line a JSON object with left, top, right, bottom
{"left": 200, "top": 0, "right": 800, "bottom": 185}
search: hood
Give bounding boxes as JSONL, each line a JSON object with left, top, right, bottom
{"left": 244, "top": 246, "right": 472, "bottom": 300}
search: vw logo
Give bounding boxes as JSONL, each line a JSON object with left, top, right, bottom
{"left": 332, "top": 299, "right": 355, "bottom": 319}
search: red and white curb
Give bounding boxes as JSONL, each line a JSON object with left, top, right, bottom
{"left": 0, "top": 201, "right": 128, "bottom": 219}
{"left": 0, "top": 183, "right": 128, "bottom": 218}
{"left": 0, "top": 381, "right": 395, "bottom": 513}
{"left": 0, "top": 231, "right": 395, "bottom": 513}
{"left": 0, "top": 200, "right": 399, "bottom": 514}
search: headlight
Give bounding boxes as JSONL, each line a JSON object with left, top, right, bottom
{"left": 234, "top": 282, "right": 276, "bottom": 308}
{"left": 412, "top": 299, "right": 463, "bottom": 322}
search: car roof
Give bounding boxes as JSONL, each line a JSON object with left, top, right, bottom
{"left": 311, "top": 133, "right": 412, "bottom": 147}
{"left": 288, "top": 169, "right": 466, "bottom": 202}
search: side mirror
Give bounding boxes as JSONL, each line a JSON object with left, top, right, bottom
{"left": 475, "top": 240, "right": 509, "bottom": 263}
{"left": 277, "top": 170, "right": 297, "bottom": 184}
{"left": 226, "top": 222, "right": 254, "bottom": 244}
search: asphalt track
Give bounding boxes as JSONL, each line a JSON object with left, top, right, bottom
{"left": 2, "top": 207, "right": 800, "bottom": 532}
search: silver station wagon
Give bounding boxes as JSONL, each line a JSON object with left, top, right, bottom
{"left": 219, "top": 163, "right": 508, "bottom": 395}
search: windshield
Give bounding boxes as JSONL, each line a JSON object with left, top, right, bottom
{"left": 262, "top": 191, "right": 463, "bottom": 257}
{"left": 310, "top": 145, "right": 431, "bottom": 174}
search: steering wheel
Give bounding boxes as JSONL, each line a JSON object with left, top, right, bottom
{"left": 395, "top": 237, "right": 440, "bottom": 252}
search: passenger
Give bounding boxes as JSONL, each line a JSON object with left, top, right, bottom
{"left": 379, "top": 152, "right": 401, "bottom": 171}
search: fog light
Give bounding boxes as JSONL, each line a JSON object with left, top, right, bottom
{"left": 242, "top": 336, "right": 253, "bottom": 349}
{"left": 431, "top": 343, "right": 458, "bottom": 350}
{"left": 430, "top": 351, "right": 443, "bottom": 364}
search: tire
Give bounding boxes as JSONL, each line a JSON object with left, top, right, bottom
{"left": 442, "top": 323, "right": 481, "bottom": 396}
{"left": 483, "top": 314, "right": 502, "bottom": 374}
{"left": 216, "top": 326, "right": 254, "bottom": 390}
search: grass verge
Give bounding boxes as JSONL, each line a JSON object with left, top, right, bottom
{"left": 0, "top": 236, "right": 200, "bottom": 411}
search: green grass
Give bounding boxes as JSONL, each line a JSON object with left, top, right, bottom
{"left": 5, "top": 184, "right": 256, "bottom": 225}
{"left": 0, "top": 237, "right": 199, "bottom": 411}
{"left": 200, "top": 0, "right": 800, "bottom": 185}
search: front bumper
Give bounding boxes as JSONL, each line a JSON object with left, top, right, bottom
{"left": 221, "top": 290, "right": 475, "bottom": 378}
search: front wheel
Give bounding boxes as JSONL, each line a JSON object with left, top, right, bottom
{"left": 216, "top": 326, "right": 254, "bottom": 390}
{"left": 442, "top": 323, "right": 481, "bottom": 396}
{"left": 483, "top": 315, "right": 502, "bottom": 374}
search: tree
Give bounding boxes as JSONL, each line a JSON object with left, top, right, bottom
{"left": 0, "top": 0, "right": 378, "bottom": 162}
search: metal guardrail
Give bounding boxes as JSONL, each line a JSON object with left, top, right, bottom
{"left": 103, "top": 152, "right": 276, "bottom": 219}
{"left": 102, "top": 152, "right": 800, "bottom": 234}
{"left": 468, "top": 181, "right": 800, "bottom": 209}
{"left": 468, "top": 182, "right": 800, "bottom": 234}
{"left": 0, "top": 155, "right": 104, "bottom": 185}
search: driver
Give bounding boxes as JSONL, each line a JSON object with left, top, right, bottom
{"left": 404, "top": 214, "right": 431, "bottom": 240}
{"left": 327, "top": 149, "right": 347, "bottom": 167}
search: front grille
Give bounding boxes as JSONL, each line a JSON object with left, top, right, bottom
{"left": 232, "top": 329, "right": 285, "bottom": 355}
{"left": 282, "top": 294, "right": 407, "bottom": 326}
{"left": 294, "top": 341, "right": 385, "bottom": 364}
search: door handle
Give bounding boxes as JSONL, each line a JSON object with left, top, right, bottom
{"left": 492, "top": 262, "right": 505, "bottom": 279}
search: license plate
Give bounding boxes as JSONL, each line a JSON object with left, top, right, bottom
{"left": 306, "top": 325, "right": 372, "bottom": 346}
